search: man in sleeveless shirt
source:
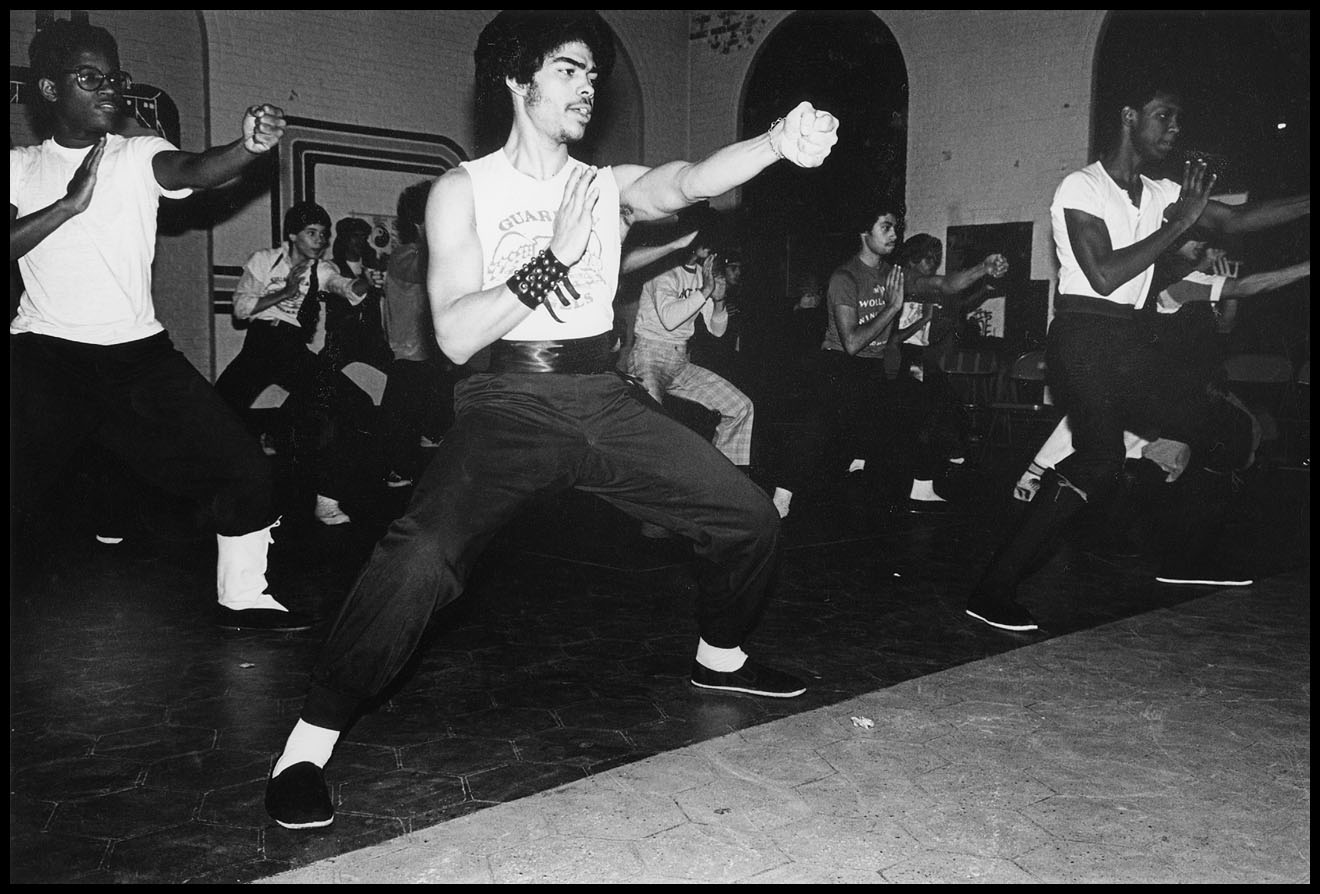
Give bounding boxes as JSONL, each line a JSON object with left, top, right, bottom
{"left": 265, "top": 10, "right": 841, "bottom": 830}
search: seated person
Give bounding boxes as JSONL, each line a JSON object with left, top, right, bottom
{"left": 215, "top": 201, "right": 383, "bottom": 525}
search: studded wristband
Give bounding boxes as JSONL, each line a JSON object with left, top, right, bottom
{"left": 508, "top": 249, "right": 571, "bottom": 312}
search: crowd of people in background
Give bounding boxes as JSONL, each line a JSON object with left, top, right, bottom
{"left": 9, "top": 12, "right": 1309, "bottom": 835}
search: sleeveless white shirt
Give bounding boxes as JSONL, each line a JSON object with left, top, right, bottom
{"left": 462, "top": 149, "right": 621, "bottom": 341}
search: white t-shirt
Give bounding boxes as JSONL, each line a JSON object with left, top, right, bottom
{"left": 1156, "top": 270, "right": 1226, "bottom": 313}
{"left": 462, "top": 149, "right": 621, "bottom": 341}
{"left": 10, "top": 133, "right": 192, "bottom": 344}
{"left": 1051, "top": 160, "right": 1182, "bottom": 309}
{"left": 231, "top": 246, "right": 362, "bottom": 353}
{"left": 634, "top": 262, "right": 727, "bottom": 345}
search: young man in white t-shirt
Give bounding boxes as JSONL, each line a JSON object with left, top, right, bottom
{"left": 10, "top": 19, "right": 310, "bottom": 632}
{"left": 964, "top": 80, "right": 1310, "bottom": 633}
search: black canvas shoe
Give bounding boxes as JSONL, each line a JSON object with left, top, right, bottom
{"left": 215, "top": 606, "right": 316, "bottom": 632}
{"left": 265, "top": 762, "right": 334, "bottom": 830}
{"left": 690, "top": 658, "right": 806, "bottom": 698}
{"left": 965, "top": 594, "right": 1039, "bottom": 632}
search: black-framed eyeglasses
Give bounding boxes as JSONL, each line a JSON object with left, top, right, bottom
{"left": 62, "top": 67, "right": 133, "bottom": 92}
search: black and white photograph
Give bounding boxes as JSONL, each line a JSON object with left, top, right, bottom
{"left": 10, "top": 9, "right": 1308, "bottom": 884}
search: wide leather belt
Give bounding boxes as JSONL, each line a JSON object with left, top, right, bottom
{"left": 489, "top": 334, "right": 615, "bottom": 374}
{"left": 1054, "top": 293, "right": 1135, "bottom": 320}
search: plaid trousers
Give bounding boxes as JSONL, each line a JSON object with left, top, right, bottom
{"left": 629, "top": 336, "right": 754, "bottom": 466}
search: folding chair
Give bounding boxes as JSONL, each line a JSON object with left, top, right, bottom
{"left": 937, "top": 346, "right": 1001, "bottom": 439}
{"left": 982, "top": 349, "right": 1059, "bottom": 460}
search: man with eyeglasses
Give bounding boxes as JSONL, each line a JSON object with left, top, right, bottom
{"left": 10, "top": 18, "right": 312, "bottom": 632}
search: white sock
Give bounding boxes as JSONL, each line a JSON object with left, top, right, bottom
{"left": 696, "top": 638, "right": 747, "bottom": 673}
{"left": 909, "top": 479, "right": 946, "bottom": 501}
{"left": 272, "top": 720, "right": 341, "bottom": 777}
{"left": 771, "top": 487, "right": 793, "bottom": 519}
{"left": 847, "top": 459, "right": 866, "bottom": 473}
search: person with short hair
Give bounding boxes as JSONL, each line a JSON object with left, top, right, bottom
{"left": 893, "top": 233, "right": 1009, "bottom": 511}
{"left": 10, "top": 18, "right": 310, "bottom": 631}
{"left": 629, "top": 224, "right": 755, "bottom": 469}
{"left": 818, "top": 199, "right": 906, "bottom": 497}
{"left": 965, "top": 80, "right": 1309, "bottom": 632}
{"left": 376, "top": 179, "right": 461, "bottom": 488}
{"left": 215, "top": 200, "right": 381, "bottom": 526}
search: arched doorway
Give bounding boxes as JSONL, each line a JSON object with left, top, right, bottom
{"left": 739, "top": 10, "right": 908, "bottom": 307}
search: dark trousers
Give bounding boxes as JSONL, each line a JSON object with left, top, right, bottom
{"left": 1047, "top": 309, "right": 1225, "bottom": 499}
{"left": 818, "top": 350, "right": 894, "bottom": 470}
{"left": 377, "top": 357, "right": 455, "bottom": 477}
{"left": 895, "top": 344, "right": 963, "bottom": 480}
{"left": 302, "top": 371, "right": 781, "bottom": 729}
{"left": 9, "top": 331, "right": 273, "bottom": 537}
{"left": 214, "top": 322, "right": 365, "bottom": 500}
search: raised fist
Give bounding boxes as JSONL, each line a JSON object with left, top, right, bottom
{"left": 243, "top": 103, "right": 287, "bottom": 154}
{"left": 772, "top": 101, "right": 840, "bottom": 169}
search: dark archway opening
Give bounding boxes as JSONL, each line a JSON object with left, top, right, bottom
{"left": 1094, "top": 10, "right": 1309, "bottom": 358}
{"left": 738, "top": 10, "right": 908, "bottom": 309}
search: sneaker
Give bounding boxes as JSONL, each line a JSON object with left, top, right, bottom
{"left": 265, "top": 762, "right": 334, "bottom": 830}
{"left": 259, "top": 433, "right": 279, "bottom": 456}
{"left": 215, "top": 605, "right": 317, "bottom": 632}
{"left": 965, "top": 594, "right": 1039, "bottom": 632}
{"left": 95, "top": 534, "right": 126, "bottom": 545}
{"left": 1155, "top": 566, "right": 1254, "bottom": 587}
{"left": 690, "top": 658, "right": 806, "bottom": 698}
{"left": 384, "top": 471, "right": 414, "bottom": 489}
{"left": 314, "top": 495, "right": 352, "bottom": 526}
{"left": 418, "top": 434, "right": 443, "bottom": 449}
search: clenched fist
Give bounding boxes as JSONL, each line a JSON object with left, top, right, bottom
{"left": 771, "top": 101, "right": 840, "bottom": 169}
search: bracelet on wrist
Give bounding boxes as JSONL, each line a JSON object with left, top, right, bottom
{"left": 507, "top": 248, "right": 571, "bottom": 312}
{"left": 767, "top": 117, "right": 786, "bottom": 162}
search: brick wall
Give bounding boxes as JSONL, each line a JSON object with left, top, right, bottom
{"left": 12, "top": 9, "right": 1109, "bottom": 379}
{"left": 10, "top": 9, "right": 212, "bottom": 373}
{"left": 685, "top": 9, "right": 1106, "bottom": 292}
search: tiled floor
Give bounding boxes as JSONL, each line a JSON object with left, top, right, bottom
{"left": 9, "top": 420, "right": 1310, "bottom": 884}
{"left": 254, "top": 570, "right": 1311, "bottom": 884}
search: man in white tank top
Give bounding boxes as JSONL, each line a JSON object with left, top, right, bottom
{"left": 267, "top": 9, "right": 841, "bottom": 830}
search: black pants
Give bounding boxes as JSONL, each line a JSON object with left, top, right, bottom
{"left": 302, "top": 370, "right": 781, "bottom": 730}
{"left": 377, "top": 357, "right": 457, "bottom": 478}
{"left": 1047, "top": 308, "right": 1228, "bottom": 499}
{"left": 895, "top": 344, "right": 963, "bottom": 479}
{"left": 9, "top": 331, "right": 273, "bottom": 537}
{"left": 214, "top": 322, "right": 367, "bottom": 500}
{"left": 818, "top": 350, "right": 894, "bottom": 471}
